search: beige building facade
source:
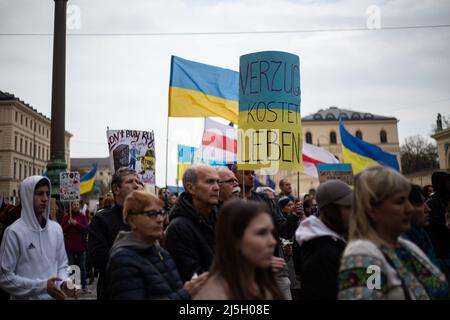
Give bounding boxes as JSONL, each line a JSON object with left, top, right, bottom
{"left": 0, "top": 91, "right": 72, "bottom": 202}
{"left": 269, "top": 107, "right": 401, "bottom": 196}
{"left": 432, "top": 127, "right": 450, "bottom": 170}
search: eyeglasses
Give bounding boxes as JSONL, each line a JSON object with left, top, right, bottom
{"left": 218, "top": 178, "right": 239, "bottom": 185}
{"left": 139, "top": 210, "right": 165, "bottom": 218}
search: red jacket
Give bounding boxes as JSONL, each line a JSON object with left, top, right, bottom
{"left": 61, "top": 212, "right": 89, "bottom": 252}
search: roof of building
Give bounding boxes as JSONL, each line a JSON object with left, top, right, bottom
{"left": 302, "top": 106, "right": 397, "bottom": 121}
{"left": 71, "top": 157, "right": 110, "bottom": 169}
{"left": 0, "top": 90, "right": 52, "bottom": 121}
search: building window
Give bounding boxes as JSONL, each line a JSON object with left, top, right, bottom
{"left": 19, "top": 164, "right": 22, "bottom": 180}
{"left": 20, "top": 114, "right": 23, "bottom": 125}
{"left": 29, "top": 165, "right": 32, "bottom": 177}
{"left": 20, "top": 138, "right": 23, "bottom": 153}
{"left": 330, "top": 131, "right": 337, "bottom": 144}
{"left": 355, "top": 130, "right": 363, "bottom": 140}
{"left": 305, "top": 132, "right": 312, "bottom": 144}
{"left": 380, "top": 130, "right": 387, "bottom": 143}
{"left": 14, "top": 162, "right": 17, "bottom": 179}
{"left": 26, "top": 117, "right": 28, "bottom": 128}
{"left": 38, "top": 146, "right": 41, "bottom": 159}
{"left": 15, "top": 112, "right": 18, "bottom": 122}
{"left": 25, "top": 140, "right": 28, "bottom": 155}
{"left": 14, "top": 136, "right": 17, "bottom": 151}
{"left": 29, "top": 142, "right": 32, "bottom": 156}
{"left": 47, "top": 129, "right": 49, "bottom": 138}
{"left": 47, "top": 149, "right": 49, "bottom": 161}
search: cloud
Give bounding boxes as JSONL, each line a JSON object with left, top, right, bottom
{"left": 0, "top": 0, "right": 449, "bottom": 185}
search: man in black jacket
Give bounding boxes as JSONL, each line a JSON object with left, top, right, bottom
{"left": 165, "top": 164, "right": 220, "bottom": 282}
{"left": 425, "top": 171, "right": 450, "bottom": 282}
{"left": 294, "top": 180, "right": 352, "bottom": 300}
{"left": 87, "top": 167, "right": 139, "bottom": 300}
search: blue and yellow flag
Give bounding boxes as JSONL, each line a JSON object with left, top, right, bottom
{"left": 80, "top": 165, "right": 97, "bottom": 195}
{"left": 177, "top": 145, "right": 198, "bottom": 181}
{"left": 169, "top": 56, "right": 239, "bottom": 123}
{"left": 339, "top": 114, "right": 399, "bottom": 174}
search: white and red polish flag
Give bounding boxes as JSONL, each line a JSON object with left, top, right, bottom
{"left": 302, "top": 143, "right": 339, "bottom": 178}
{"left": 199, "top": 118, "right": 237, "bottom": 165}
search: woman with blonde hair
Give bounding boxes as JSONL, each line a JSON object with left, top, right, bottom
{"left": 338, "top": 165, "right": 448, "bottom": 300}
{"left": 105, "top": 190, "right": 208, "bottom": 299}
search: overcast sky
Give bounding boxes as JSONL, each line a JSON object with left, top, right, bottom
{"left": 1, "top": 0, "right": 449, "bottom": 186}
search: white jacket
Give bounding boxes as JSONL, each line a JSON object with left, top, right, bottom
{"left": 0, "top": 176, "right": 69, "bottom": 299}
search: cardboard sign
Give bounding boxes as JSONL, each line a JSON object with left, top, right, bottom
{"left": 238, "top": 51, "right": 303, "bottom": 173}
{"left": 60, "top": 172, "right": 81, "bottom": 201}
{"left": 106, "top": 129, "right": 156, "bottom": 184}
{"left": 317, "top": 164, "right": 354, "bottom": 185}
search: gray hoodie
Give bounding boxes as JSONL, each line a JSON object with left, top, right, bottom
{"left": 295, "top": 215, "right": 346, "bottom": 247}
{"left": 0, "top": 176, "right": 69, "bottom": 299}
{"left": 109, "top": 231, "right": 160, "bottom": 258}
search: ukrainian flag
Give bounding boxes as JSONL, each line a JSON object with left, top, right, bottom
{"left": 339, "top": 114, "right": 399, "bottom": 174}
{"left": 169, "top": 56, "right": 239, "bottom": 123}
{"left": 80, "top": 165, "right": 97, "bottom": 195}
{"left": 177, "top": 145, "right": 198, "bottom": 181}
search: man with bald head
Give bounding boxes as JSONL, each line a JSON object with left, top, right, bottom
{"left": 165, "top": 164, "right": 220, "bottom": 281}
{"left": 217, "top": 166, "right": 240, "bottom": 205}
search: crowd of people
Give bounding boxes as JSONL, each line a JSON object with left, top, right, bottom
{"left": 0, "top": 164, "right": 449, "bottom": 300}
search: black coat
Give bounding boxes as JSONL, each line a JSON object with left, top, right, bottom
{"left": 294, "top": 236, "right": 346, "bottom": 300}
{"left": 165, "top": 193, "right": 218, "bottom": 282}
{"left": 87, "top": 205, "right": 130, "bottom": 299}
{"left": 106, "top": 238, "right": 189, "bottom": 300}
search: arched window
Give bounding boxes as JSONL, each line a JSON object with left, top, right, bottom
{"left": 380, "top": 130, "right": 387, "bottom": 143}
{"left": 305, "top": 132, "right": 312, "bottom": 144}
{"left": 330, "top": 131, "right": 337, "bottom": 144}
{"left": 356, "top": 130, "right": 363, "bottom": 140}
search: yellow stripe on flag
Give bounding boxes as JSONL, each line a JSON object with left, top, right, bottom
{"left": 177, "top": 162, "right": 192, "bottom": 181}
{"left": 80, "top": 179, "right": 95, "bottom": 195}
{"left": 169, "top": 87, "right": 238, "bottom": 123}
{"left": 342, "top": 145, "right": 377, "bottom": 174}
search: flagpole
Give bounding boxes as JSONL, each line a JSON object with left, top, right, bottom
{"left": 297, "top": 171, "right": 300, "bottom": 199}
{"left": 242, "top": 170, "right": 246, "bottom": 200}
{"left": 165, "top": 116, "right": 170, "bottom": 189}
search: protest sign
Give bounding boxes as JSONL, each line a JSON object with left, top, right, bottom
{"left": 60, "top": 171, "right": 81, "bottom": 201}
{"left": 107, "top": 129, "right": 156, "bottom": 184}
{"left": 317, "top": 164, "right": 354, "bottom": 185}
{"left": 238, "top": 51, "right": 303, "bottom": 173}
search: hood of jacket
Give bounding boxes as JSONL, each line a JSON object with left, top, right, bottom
{"left": 169, "top": 192, "right": 217, "bottom": 226}
{"left": 110, "top": 231, "right": 160, "bottom": 257}
{"left": 20, "top": 175, "right": 51, "bottom": 232}
{"left": 295, "top": 215, "right": 346, "bottom": 246}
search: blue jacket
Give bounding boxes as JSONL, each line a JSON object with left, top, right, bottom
{"left": 106, "top": 231, "right": 190, "bottom": 300}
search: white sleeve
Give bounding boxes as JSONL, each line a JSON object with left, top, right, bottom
{"left": 55, "top": 226, "right": 70, "bottom": 284}
{"left": 0, "top": 228, "right": 47, "bottom": 297}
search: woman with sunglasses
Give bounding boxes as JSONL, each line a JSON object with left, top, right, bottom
{"left": 105, "top": 190, "right": 208, "bottom": 299}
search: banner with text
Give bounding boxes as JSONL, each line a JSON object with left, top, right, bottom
{"left": 107, "top": 129, "right": 156, "bottom": 185}
{"left": 317, "top": 163, "right": 354, "bottom": 185}
{"left": 238, "top": 51, "right": 303, "bottom": 173}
